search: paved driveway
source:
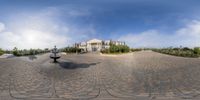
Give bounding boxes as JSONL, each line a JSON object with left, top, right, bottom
{"left": 0, "top": 51, "right": 200, "bottom": 100}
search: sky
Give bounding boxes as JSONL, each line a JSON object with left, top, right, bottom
{"left": 1, "top": 0, "right": 200, "bottom": 49}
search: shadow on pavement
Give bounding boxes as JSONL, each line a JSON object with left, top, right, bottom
{"left": 28, "top": 55, "right": 37, "bottom": 60}
{"left": 58, "top": 61, "right": 100, "bottom": 69}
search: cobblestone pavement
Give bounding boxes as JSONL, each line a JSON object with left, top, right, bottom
{"left": 1, "top": 51, "right": 200, "bottom": 100}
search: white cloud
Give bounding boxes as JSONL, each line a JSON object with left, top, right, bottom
{"left": 0, "top": 9, "right": 71, "bottom": 50}
{"left": 0, "top": 22, "right": 5, "bottom": 32}
{"left": 0, "top": 7, "right": 96, "bottom": 50}
{"left": 0, "top": 24, "right": 70, "bottom": 50}
{"left": 176, "top": 20, "right": 200, "bottom": 37}
{"left": 119, "top": 20, "right": 200, "bottom": 48}
{"left": 118, "top": 30, "right": 172, "bottom": 48}
{"left": 175, "top": 20, "right": 200, "bottom": 47}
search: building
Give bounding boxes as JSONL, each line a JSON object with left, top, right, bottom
{"left": 74, "top": 38, "right": 125, "bottom": 52}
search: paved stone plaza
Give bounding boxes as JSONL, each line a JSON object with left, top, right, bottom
{"left": 0, "top": 51, "right": 200, "bottom": 100}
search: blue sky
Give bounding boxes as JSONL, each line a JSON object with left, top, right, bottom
{"left": 1, "top": 0, "right": 200, "bottom": 49}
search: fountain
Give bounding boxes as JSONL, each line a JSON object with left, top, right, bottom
{"left": 50, "top": 46, "right": 61, "bottom": 63}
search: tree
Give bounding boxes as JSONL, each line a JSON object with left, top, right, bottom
{"left": 13, "top": 47, "right": 20, "bottom": 56}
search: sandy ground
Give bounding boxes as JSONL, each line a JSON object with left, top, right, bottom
{"left": 0, "top": 51, "right": 200, "bottom": 100}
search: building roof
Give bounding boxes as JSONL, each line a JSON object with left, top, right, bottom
{"left": 87, "top": 38, "right": 102, "bottom": 43}
{"left": 80, "top": 42, "right": 86, "bottom": 45}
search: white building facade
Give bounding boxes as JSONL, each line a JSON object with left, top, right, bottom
{"left": 75, "top": 39, "right": 125, "bottom": 52}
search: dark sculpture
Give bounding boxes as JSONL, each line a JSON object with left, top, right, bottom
{"left": 50, "top": 46, "right": 61, "bottom": 62}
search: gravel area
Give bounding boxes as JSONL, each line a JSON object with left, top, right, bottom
{"left": 0, "top": 51, "right": 200, "bottom": 100}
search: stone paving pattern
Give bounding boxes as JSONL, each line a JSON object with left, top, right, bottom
{"left": 0, "top": 51, "right": 200, "bottom": 100}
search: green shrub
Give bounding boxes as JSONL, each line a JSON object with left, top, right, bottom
{"left": 101, "top": 44, "right": 130, "bottom": 54}
{"left": 13, "top": 47, "right": 20, "bottom": 56}
{"left": 194, "top": 47, "right": 200, "bottom": 55}
{"left": 12, "top": 47, "right": 49, "bottom": 56}
{"left": 109, "top": 44, "right": 118, "bottom": 53}
{"left": 131, "top": 48, "right": 142, "bottom": 52}
{"left": 101, "top": 49, "right": 109, "bottom": 53}
{"left": 153, "top": 47, "right": 199, "bottom": 58}
{"left": 120, "top": 45, "right": 130, "bottom": 53}
{"left": 0, "top": 48, "right": 4, "bottom": 56}
{"left": 63, "top": 47, "right": 82, "bottom": 53}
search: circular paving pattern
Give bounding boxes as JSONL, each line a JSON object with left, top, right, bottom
{"left": 0, "top": 51, "right": 200, "bottom": 100}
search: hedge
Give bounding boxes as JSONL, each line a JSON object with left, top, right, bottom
{"left": 153, "top": 47, "right": 199, "bottom": 58}
{"left": 0, "top": 48, "right": 4, "bottom": 56}
{"left": 101, "top": 44, "right": 130, "bottom": 54}
{"left": 12, "top": 47, "right": 50, "bottom": 56}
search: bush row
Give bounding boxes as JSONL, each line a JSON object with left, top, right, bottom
{"left": 12, "top": 47, "right": 50, "bottom": 56}
{"left": 0, "top": 48, "right": 4, "bottom": 56}
{"left": 101, "top": 44, "right": 130, "bottom": 54}
{"left": 153, "top": 47, "right": 200, "bottom": 58}
{"left": 130, "top": 48, "right": 142, "bottom": 52}
{"left": 61, "top": 47, "right": 82, "bottom": 53}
